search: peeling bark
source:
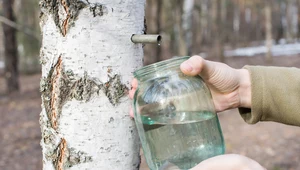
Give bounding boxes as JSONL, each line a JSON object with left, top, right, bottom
{"left": 56, "top": 138, "right": 67, "bottom": 170}
{"left": 40, "top": 0, "right": 87, "bottom": 36}
{"left": 40, "top": 55, "right": 137, "bottom": 169}
{"left": 41, "top": 56, "right": 127, "bottom": 130}
{"left": 39, "top": 0, "right": 111, "bottom": 36}
{"left": 103, "top": 75, "right": 128, "bottom": 106}
{"left": 41, "top": 56, "right": 71, "bottom": 130}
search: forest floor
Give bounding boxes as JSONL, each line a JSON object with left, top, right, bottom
{"left": 1, "top": 55, "right": 300, "bottom": 170}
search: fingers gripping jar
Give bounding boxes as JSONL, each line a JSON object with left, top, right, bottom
{"left": 133, "top": 57, "right": 225, "bottom": 170}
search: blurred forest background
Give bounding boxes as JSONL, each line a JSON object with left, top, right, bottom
{"left": 0, "top": 0, "right": 300, "bottom": 170}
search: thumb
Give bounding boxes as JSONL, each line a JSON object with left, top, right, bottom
{"left": 180, "top": 55, "right": 222, "bottom": 82}
{"left": 180, "top": 55, "right": 205, "bottom": 76}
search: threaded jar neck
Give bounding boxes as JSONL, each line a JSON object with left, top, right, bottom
{"left": 134, "top": 56, "right": 190, "bottom": 82}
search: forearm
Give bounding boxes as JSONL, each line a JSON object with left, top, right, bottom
{"left": 237, "top": 69, "right": 251, "bottom": 108}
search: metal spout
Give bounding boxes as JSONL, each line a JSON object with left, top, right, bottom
{"left": 131, "top": 34, "right": 162, "bottom": 44}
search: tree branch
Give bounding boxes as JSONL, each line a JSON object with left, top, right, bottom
{"left": 0, "top": 15, "right": 40, "bottom": 42}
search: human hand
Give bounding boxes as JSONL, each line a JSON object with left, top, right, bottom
{"left": 180, "top": 55, "right": 251, "bottom": 112}
{"left": 129, "top": 78, "right": 138, "bottom": 117}
{"left": 129, "top": 55, "right": 251, "bottom": 116}
{"left": 191, "top": 154, "right": 266, "bottom": 170}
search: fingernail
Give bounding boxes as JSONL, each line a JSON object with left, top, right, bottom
{"left": 181, "top": 62, "right": 193, "bottom": 72}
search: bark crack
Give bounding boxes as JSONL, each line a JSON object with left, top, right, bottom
{"left": 53, "top": 138, "right": 93, "bottom": 169}
{"left": 41, "top": 56, "right": 100, "bottom": 130}
{"left": 56, "top": 138, "right": 67, "bottom": 170}
{"left": 39, "top": 0, "right": 87, "bottom": 36}
{"left": 50, "top": 56, "right": 63, "bottom": 129}
{"left": 40, "top": 56, "right": 129, "bottom": 169}
{"left": 41, "top": 57, "right": 129, "bottom": 131}
{"left": 40, "top": 0, "right": 109, "bottom": 36}
{"left": 61, "top": 0, "right": 70, "bottom": 36}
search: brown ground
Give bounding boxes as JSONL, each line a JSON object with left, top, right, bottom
{"left": 1, "top": 56, "right": 300, "bottom": 170}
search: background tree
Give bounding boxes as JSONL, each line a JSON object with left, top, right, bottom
{"left": 15, "top": 0, "right": 41, "bottom": 74}
{"left": 2, "top": 0, "right": 19, "bottom": 93}
{"left": 265, "top": 1, "right": 273, "bottom": 62}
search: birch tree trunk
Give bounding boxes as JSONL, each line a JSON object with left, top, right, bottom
{"left": 39, "top": 0, "right": 145, "bottom": 169}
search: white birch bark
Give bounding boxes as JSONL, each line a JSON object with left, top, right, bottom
{"left": 39, "top": 0, "right": 145, "bottom": 169}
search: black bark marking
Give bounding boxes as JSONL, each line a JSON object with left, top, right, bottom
{"left": 89, "top": 3, "right": 108, "bottom": 17}
{"left": 39, "top": 0, "right": 61, "bottom": 34}
{"left": 52, "top": 139, "right": 93, "bottom": 169}
{"left": 40, "top": 57, "right": 101, "bottom": 129}
{"left": 69, "top": 72, "right": 100, "bottom": 101}
{"left": 39, "top": 0, "right": 87, "bottom": 36}
{"left": 40, "top": 0, "right": 108, "bottom": 36}
{"left": 103, "top": 75, "right": 128, "bottom": 106}
{"left": 41, "top": 59, "right": 127, "bottom": 132}
{"left": 66, "top": 147, "right": 93, "bottom": 168}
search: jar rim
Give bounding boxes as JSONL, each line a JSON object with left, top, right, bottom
{"left": 134, "top": 56, "right": 190, "bottom": 79}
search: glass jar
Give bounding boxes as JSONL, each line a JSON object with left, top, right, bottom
{"left": 133, "top": 56, "right": 225, "bottom": 170}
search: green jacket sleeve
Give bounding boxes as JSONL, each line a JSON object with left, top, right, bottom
{"left": 239, "top": 66, "right": 300, "bottom": 126}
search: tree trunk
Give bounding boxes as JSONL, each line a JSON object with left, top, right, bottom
{"left": 286, "top": 0, "right": 296, "bottom": 43}
{"left": 2, "top": 0, "right": 19, "bottom": 93}
{"left": 233, "top": 0, "right": 240, "bottom": 47}
{"left": 265, "top": 2, "right": 273, "bottom": 62}
{"left": 182, "top": 0, "right": 194, "bottom": 56}
{"left": 15, "top": 0, "right": 41, "bottom": 74}
{"left": 175, "top": 0, "right": 187, "bottom": 56}
{"left": 39, "top": 0, "right": 144, "bottom": 169}
{"left": 212, "top": 0, "right": 224, "bottom": 62}
{"left": 200, "top": 0, "right": 208, "bottom": 45}
{"left": 221, "top": 0, "right": 227, "bottom": 23}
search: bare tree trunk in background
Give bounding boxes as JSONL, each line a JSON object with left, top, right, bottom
{"left": 182, "top": 0, "right": 194, "bottom": 56}
{"left": 39, "top": 0, "right": 144, "bottom": 169}
{"left": 144, "top": 0, "right": 162, "bottom": 64}
{"left": 255, "top": 3, "right": 263, "bottom": 42}
{"left": 233, "top": 0, "right": 240, "bottom": 48}
{"left": 211, "top": 0, "right": 217, "bottom": 46}
{"left": 265, "top": 2, "right": 273, "bottom": 62}
{"left": 286, "top": 0, "right": 296, "bottom": 43}
{"left": 212, "top": 0, "right": 224, "bottom": 62}
{"left": 175, "top": 0, "right": 187, "bottom": 56}
{"left": 274, "top": 2, "right": 284, "bottom": 43}
{"left": 221, "top": 0, "right": 227, "bottom": 23}
{"left": 2, "top": 0, "right": 19, "bottom": 94}
{"left": 294, "top": 1, "right": 299, "bottom": 39}
{"left": 199, "top": 0, "right": 208, "bottom": 46}
{"left": 15, "top": 0, "right": 41, "bottom": 74}
{"left": 298, "top": 0, "right": 300, "bottom": 38}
